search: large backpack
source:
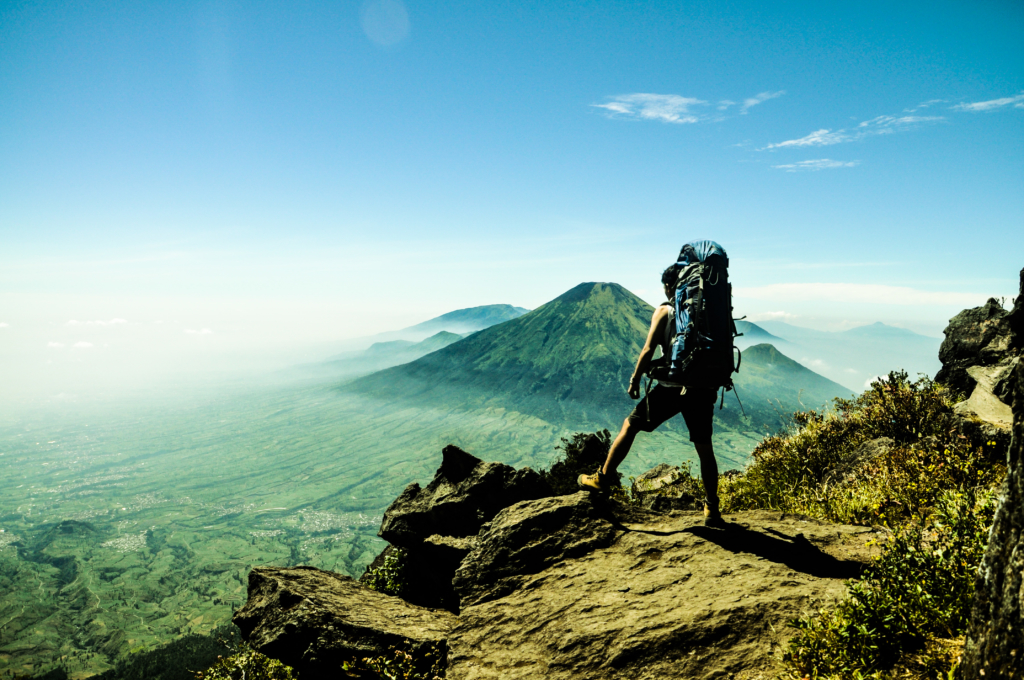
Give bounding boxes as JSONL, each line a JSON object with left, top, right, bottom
{"left": 652, "top": 240, "right": 740, "bottom": 390}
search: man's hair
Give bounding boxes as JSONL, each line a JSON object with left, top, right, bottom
{"left": 661, "top": 264, "right": 681, "bottom": 287}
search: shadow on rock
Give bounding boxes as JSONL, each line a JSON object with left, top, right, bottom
{"left": 684, "top": 522, "right": 865, "bottom": 580}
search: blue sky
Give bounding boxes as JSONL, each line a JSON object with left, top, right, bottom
{"left": 1, "top": 0, "right": 1022, "bottom": 403}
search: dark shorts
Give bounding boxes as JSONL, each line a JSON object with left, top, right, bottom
{"left": 627, "top": 384, "right": 716, "bottom": 443}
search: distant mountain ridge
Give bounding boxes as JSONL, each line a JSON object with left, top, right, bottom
{"left": 347, "top": 282, "right": 852, "bottom": 435}
{"left": 735, "top": 320, "right": 786, "bottom": 348}
{"left": 755, "top": 320, "right": 941, "bottom": 391}
{"left": 328, "top": 304, "right": 531, "bottom": 356}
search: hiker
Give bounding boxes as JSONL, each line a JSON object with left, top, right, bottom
{"left": 578, "top": 251, "right": 732, "bottom": 528}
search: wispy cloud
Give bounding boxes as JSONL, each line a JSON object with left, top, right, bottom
{"left": 717, "top": 100, "right": 736, "bottom": 111}
{"left": 762, "top": 129, "right": 848, "bottom": 149}
{"left": 0, "top": 322, "right": 8, "bottom": 328}
{"left": 749, "top": 311, "right": 796, "bottom": 321}
{"left": 772, "top": 158, "right": 859, "bottom": 171}
{"left": 762, "top": 113, "right": 943, "bottom": 150}
{"left": 952, "top": 92, "right": 1024, "bottom": 112}
{"left": 73, "top": 341, "right": 93, "bottom": 349}
{"left": 904, "top": 99, "right": 946, "bottom": 113}
{"left": 66, "top": 318, "right": 128, "bottom": 326}
{"left": 47, "top": 341, "right": 64, "bottom": 348}
{"left": 592, "top": 93, "right": 706, "bottom": 123}
{"left": 857, "top": 115, "right": 944, "bottom": 134}
{"left": 184, "top": 328, "right": 213, "bottom": 335}
{"left": 741, "top": 90, "right": 785, "bottom": 114}
{"left": 735, "top": 283, "right": 997, "bottom": 307}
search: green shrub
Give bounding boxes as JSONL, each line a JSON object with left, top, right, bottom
{"left": 720, "top": 371, "right": 1003, "bottom": 527}
{"left": 363, "top": 547, "right": 408, "bottom": 596}
{"left": 193, "top": 642, "right": 294, "bottom": 680}
{"left": 541, "top": 430, "right": 620, "bottom": 495}
{"left": 784, "top": 487, "right": 995, "bottom": 679}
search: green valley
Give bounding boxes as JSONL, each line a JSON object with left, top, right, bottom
{"left": 0, "top": 282, "right": 854, "bottom": 678}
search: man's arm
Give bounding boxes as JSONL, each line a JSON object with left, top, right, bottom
{"left": 628, "top": 305, "right": 670, "bottom": 399}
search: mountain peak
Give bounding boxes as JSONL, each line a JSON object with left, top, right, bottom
{"left": 347, "top": 282, "right": 850, "bottom": 431}
{"left": 547, "top": 282, "right": 643, "bottom": 306}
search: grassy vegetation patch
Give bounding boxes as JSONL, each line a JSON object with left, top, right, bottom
{"left": 718, "top": 371, "right": 1004, "bottom": 527}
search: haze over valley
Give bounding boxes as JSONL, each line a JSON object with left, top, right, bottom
{"left": 0, "top": 279, "right": 955, "bottom": 676}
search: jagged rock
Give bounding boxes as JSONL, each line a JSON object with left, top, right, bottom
{"left": 631, "top": 463, "right": 683, "bottom": 495}
{"left": 379, "top": 445, "right": 551, "bottom": 545}
{"left": 453, "top": 492, "right": 620, "bottom": 607}
{"left": 233, "top": 566, "right": 456, "bottom": 679}
{"left": 239, "top": 473, "right": 884, "bottom": 678}
{"left": 447, "top": 503, "right": 879, "bottom": 679}
{"left": 935, "top": 289, "right": 1019, "bottom": 457}
{"left": 962, "top": 268, "right": 1024, "bottom": 679}
{"left": 631, "top": 464, "right": 700, "bottom": 511}
{"left": 954, "top": 364, "right": 1014, "bottom": 429}
{"left": 373, "top": 445, "right": 550, "bottom": 610}
{"left": 824, "top": 437, "right": 894, "bottom": 484}
{"left": 936, "top": 297, "right": 1017, "bottom": 400}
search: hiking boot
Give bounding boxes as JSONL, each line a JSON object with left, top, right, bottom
{"left": 704, "top": 499, "right": 726, "bottom": 528}
{"left": 578, "top": 469, "right": 612, "bottom": 493}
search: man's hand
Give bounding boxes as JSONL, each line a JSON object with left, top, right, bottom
{"left": 628, "top": 377, "right": 641, "bottom": 400}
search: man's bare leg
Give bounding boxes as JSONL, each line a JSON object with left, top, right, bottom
{"left": 601, "top": 418, "right": 640, "bottom": 477}
{"left": 694, "top": 441, "right": 718, "bottom": 503}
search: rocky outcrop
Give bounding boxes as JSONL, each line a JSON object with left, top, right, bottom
{"left": 369, "top": 445, "right": 551, "bottom": 610}
{"left": 446, "top": 493, "right": 876, "bottom": 679}
{"left": 962, "top": 268, "right": 1024, "bottom": 679}
{"left": 935, "top": 285, "right": 1020, "bottom": 456}
{"left": 453, "top": 492, "right": 620, "bottom": 607}
{"left": 936, "top": 297, "right": 1018, "bottom": 402}
{"left": 239, "top": 484, "right": 882, "bottom": 679}
{"left": 233, "top": 566, "right": 456, "bottom": 679}
{"left": 629, "top": 463, "right": 700, "bottom": 512}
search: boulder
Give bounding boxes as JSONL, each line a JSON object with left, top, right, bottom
{"left": 936, "top": 297, "right": 1017, "bottom": 401}
{"left": 453, "top": 492, "right": 620, "bottom": 607}
{"left": 962, "top": 268, "right": 1024, "bottom": 679}
{"left": 935, "top": 289, "right": 1019, "bottom": 456}
{"left": 447, "top": 503, "right": 879, "bottom": 679}
{"left": 233, "top": 566, "right": 456, "bottom": 679}
{"left": 631, "top": 463, "right": 684, "bottom": 496}
{"left": 373, "top": 445, "right": 550, "bottom": 610}
{"left": 630, "top": 464, "right": 700, "bottom": 511}
{"left": 379, "top": 445, "right": 551, "bottom": 545}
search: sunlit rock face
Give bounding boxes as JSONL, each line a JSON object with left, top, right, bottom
{"left": 237, "top": 452, "right": 886, "bottom": 679}
{"left": 961, "top": 268, "right": 1024, "bottom": 679}
{"left": 936, "top": 277, "right": 1020, "bottom": 457}
{"left": 233, "top": 566, "right": 456, "bottom": 679}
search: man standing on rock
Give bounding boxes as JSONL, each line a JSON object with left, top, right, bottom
{"left": 578, "top": 263, "right": 725, "bottom": 528}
